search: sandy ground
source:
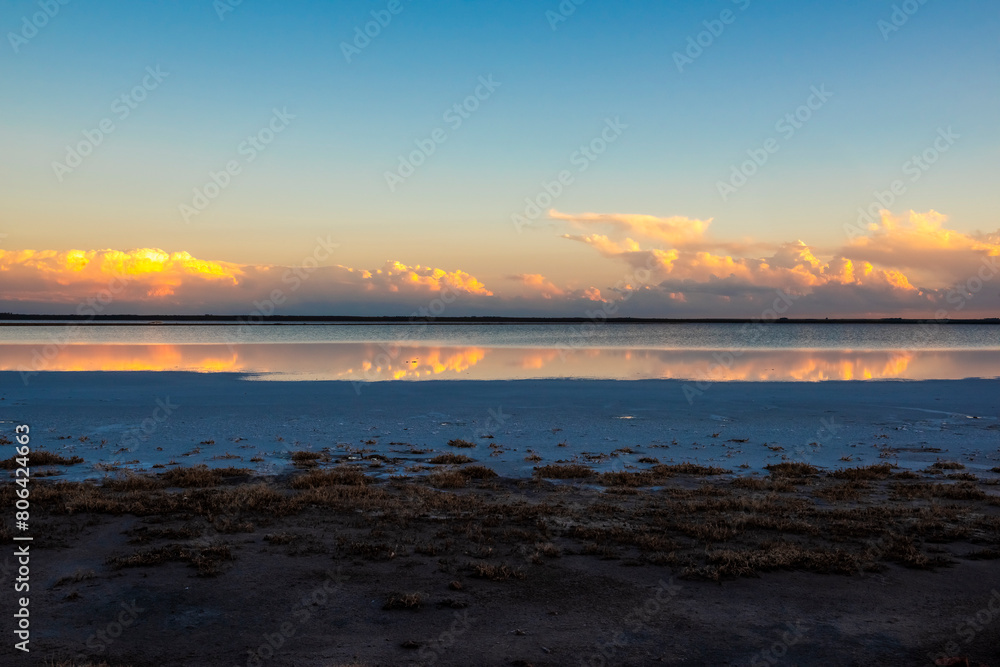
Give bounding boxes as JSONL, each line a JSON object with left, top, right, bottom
{"left": 0, "top": 373, "right": 998, "bottom": 482}
{"left": 1, "top": 469, "right": 1000, "bottom": 667}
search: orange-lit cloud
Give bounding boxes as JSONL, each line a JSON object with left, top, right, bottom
{"left": 549, "top": 209, "right": 712, "bottom": 246}
{"left": 842, "top": 209, "right": 1000, "bottom": 287}
{"left": 509, "top": 273, "right": 564, "bottom": 299}
{"left": 555, "top": 208, "right": 999, "bottom": 317}
{"left": 2, "top": 208, "right": 997, "bottom": 318}
{"left": 0, "top": 249, "right": 493, "bottom": 314}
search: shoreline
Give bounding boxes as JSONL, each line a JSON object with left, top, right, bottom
{"left": 2, "top": 316, "right": 999, "bottom": 325}
{"left": 2, "top": 373, "right": 998, "bottom": 483}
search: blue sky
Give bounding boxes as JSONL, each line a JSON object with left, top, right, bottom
{"left": 1, "top": 0, "right": 998, "bottom": 316}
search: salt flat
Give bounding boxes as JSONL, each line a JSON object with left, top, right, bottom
{"left": 1, "top": 372, "right": 997, "bottom": 481}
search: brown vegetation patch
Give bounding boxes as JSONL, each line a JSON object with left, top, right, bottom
{"left": 534, "top": 464, "right": 594, "bottom": 479}
{"left": 447, "top": 439, "right": 476, "bottom": 449}
{"left": 428, "top": 453, "right": 475, "bottom": 464}
{"left": 1, "top": 450, "right": 84, "bottom": 469}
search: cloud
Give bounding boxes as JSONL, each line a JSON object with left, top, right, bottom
{"left": 548, "top": 209, "right": 712, "bottom": 246}
{"left": 557, "top": 209, "right": 999, "bottom": 317}
{"left": 842, "top": 209, "right": 1000, "bottom": 287}
{"left": 0, "top": 249, "right": 493, "bottom": 314}
{"left": 2, "top": 208, "right": 997, "bottom": 318}
{"left": 509, "top": 273, "right": 565, "bottom": 299}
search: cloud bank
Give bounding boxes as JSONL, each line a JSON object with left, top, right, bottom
{"left": 0, "top": 209, "right": 997, "bottom": 317}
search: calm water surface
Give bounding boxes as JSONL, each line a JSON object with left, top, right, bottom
{"left": 0, "top": 323, "right": 997, "bottom": 381}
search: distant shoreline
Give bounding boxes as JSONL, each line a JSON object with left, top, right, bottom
{"left": 0, "top": 314, "right": 998, "bottom": 325}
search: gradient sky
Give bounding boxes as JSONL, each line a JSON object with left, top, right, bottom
{"left": 1, "top": 0, "right": 998, "bottom": 316}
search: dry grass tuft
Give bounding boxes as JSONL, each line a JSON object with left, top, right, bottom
{"left": 469, "top": 562, "right": 526, "bottom": 581}
{"left": 657, "top": 463, "right": 731, "bottom": 476}
{"left": 290, "top": 468, "right": 369, "bottom": 489}
{"left": 428, "top": 470, "right": 467, "bottom": 489}
{"left": 447, "top": 439, "right": 476, "bottom": 449}
{"left": 461, "top": 465, "right": 498, "bottom": 480}
{"left": 107, "top": 543, "right": 233, "bottom": 577}
{"left": 160, "top": 465, "right": 250, "bottom": 488}
{"left": 534, "top": 464, "right": 594, "bottom": 479}
{"left": 290, "top": 451, "right": 325, "bottom": 467}
{"left": 765, "top": 462, "right": 819, "bottom": 477}
{"left": 428, "top": 453, "right": 475, "bottom": 465}
{"left": 0, "top": 451, "right": 84, "bottom": 469}
{"left": 891, "top": 481, "right": 987, "bottom": 501}
{"left": 813, "top": 481, "right": 871, "bottom": 502}
{"left": 731, "top": 477, "right": 796, "bottom": 492}
{"left": 102, "top": 473, "right": 163, "bottom": 491}
{"left": 383, "top": 592, "right": 422, "bottom": 610}
{"left": 930, "top": 461, "right": 965, "bottom": 470}
{"left": 53, "top": 568, "right": 96, "bottom": 587}
{"left": 829, "top": 463, "right": 893, "bottom": 481}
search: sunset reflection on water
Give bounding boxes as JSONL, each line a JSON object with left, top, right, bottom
{"left": 1, "top": 343, "right": 997, "bottom": 381}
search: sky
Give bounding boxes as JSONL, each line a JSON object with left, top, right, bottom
{"left": 1, "top": 0, "right": 998, "bottom": 317}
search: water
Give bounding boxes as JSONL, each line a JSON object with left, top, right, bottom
{"left": 1, "top": 323, "right": 997, "bottom": 381}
